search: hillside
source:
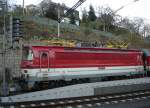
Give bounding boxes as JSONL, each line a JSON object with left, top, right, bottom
{"left": 22, "top": 16, "right": 150, "bottom": 48}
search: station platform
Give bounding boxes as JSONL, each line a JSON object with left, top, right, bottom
{"left": 1, "top": 77, "right": 150, "bottom": 103}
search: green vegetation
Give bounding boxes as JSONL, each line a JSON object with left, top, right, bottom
{"left": 21, "top": 15, "right": 150, "bottom": 48}
{"left": 88, "top": 5, "right": 97, "bottom": 21}
{"left": 22, "top": 16, "right": 113, "bottom": 42}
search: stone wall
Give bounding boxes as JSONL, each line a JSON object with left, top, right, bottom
{"left": 0, "top": 49, "right": 22, "bottom": 81}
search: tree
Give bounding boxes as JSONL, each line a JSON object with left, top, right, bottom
{"left": 26, "top": 5, "right": 40, "bottom": 16}
{"left": 39, "top": 0, "right": 51, "bottom": 16}
{"left": 45, "top": 4, "right": 58, "bottom": 20}
{"left": 81, "top": 8, "right": 88, "bottom": 23}
{"left": 133, "top": 18, "right": 144, "bottom": 34}
{"left": 142, "top": 25, "right": 149, "bottom": 37}
{"left": 97, "top": 6, "right": 115, "bottom": 31}
{"left": 120, "top": 17, "right": 144, "bottom": 35}
{"left": 88, "top": 5, "right": 97, "bottom": 21}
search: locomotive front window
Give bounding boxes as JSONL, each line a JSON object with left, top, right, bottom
{"left": 23, "top": 47, "right": 33, "bottom": 60}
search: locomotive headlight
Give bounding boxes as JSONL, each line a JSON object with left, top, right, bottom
{"left": 24, "top": 70, "right": 28, "bottom": 73}
{"left": 27, "top": 74, "right": 29, "bottom": 79}
{"left": 22, "top": 70, "right": 29, "bottom": 79}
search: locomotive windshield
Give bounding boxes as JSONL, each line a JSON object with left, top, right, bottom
{"left": 22, "top": 47, "right": 33, "bottom": 60}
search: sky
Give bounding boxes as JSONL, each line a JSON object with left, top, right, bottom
{"left": 14, "top": 0, "right": 150, "bottom": 23}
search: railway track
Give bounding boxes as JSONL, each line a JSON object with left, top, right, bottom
{"left": 1, "top": 89, "right": 150, "bottom": 108}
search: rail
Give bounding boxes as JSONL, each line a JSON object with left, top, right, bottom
{"left": 1, "top": 89, "right": 150, "bottom": 108}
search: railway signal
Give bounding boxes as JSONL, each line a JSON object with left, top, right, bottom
{"left": 12, "top": 17, "right": 24, "bottom": 39}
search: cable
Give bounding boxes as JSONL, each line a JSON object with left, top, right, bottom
{"left": 58, "top": 0, "right": 86, "bottom": 23}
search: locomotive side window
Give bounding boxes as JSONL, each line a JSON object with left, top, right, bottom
{"left": 42, "top": 53, "right": 48, "bottom": 58}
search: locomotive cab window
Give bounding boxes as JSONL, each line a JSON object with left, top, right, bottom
{"left": 23, "top": 47, "right": 33, "bottom": 60}
{"left": 41, "top": 53, "right": 48, "bottom": 58}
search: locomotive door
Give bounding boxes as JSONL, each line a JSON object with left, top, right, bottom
{"left": 39, "top": 51, "right": 50, "bottom": 72}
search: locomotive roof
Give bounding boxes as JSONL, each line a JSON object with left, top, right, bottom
{"left": 142, "top": 49, "right": 150, "bottom": 56}
{"left": 24, "top": 45, "right": 142, "bottom": 52}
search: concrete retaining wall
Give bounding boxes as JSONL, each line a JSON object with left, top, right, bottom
{"left": 94, "top": 83, "right": 150, "bottom": 95}
{"left": 0, "top": 49, "right": 22, "bottom": 81}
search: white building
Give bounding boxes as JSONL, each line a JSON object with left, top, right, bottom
{"left": 39, "top": 0, "right": 80, "bottom": 25}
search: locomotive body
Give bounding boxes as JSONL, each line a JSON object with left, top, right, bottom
{"left": 142, "top": 49, "right": 150, "bottom": 71}
{"left": 147, "top": 56, "right": 150, "bottom": 70}
{"left": 21, "top": 46, "right": 145, "bottom": 85}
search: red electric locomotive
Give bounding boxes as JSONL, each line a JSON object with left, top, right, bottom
{"left": 20, "top": 46, "right": 146, "bottom": 89}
